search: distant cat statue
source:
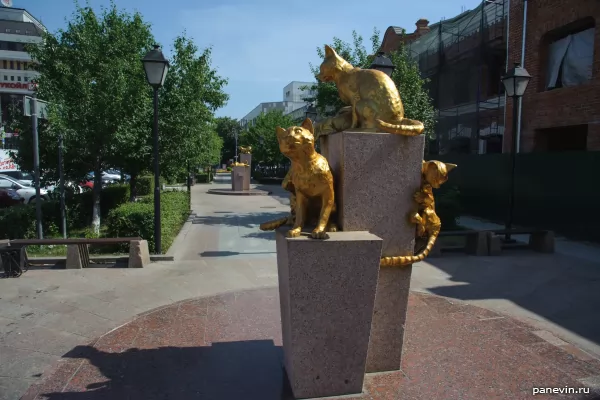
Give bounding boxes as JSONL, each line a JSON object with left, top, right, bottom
{"left": 259, "top": 118, "right": 337, "bottom": 239}
{"left": 316, "top": 45, "right": 425, "bottom": 136}
{"left": 239, "top": 146, "right": 252, "bottom": 154}
{"left": 380, "top": 160, "right": 457, "bottom": 267}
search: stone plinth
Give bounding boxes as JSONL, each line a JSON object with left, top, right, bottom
{"left": 128, "top": 240, "right": 151, "bottom": 268}
{"left": 326, "top": 130, "right": 425, "bottom": 373}
{"left": 231, "top": 166, "right": 250, "bottom": 191}
{"left": 276, "top": 227, "right": 383, "bottom": 399}
{"left": 240, "top": 153, "right": 252, "bottom": 171}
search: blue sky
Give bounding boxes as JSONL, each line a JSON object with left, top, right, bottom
{"left": 23, "top": 0, "right": 483, "bottom": 119}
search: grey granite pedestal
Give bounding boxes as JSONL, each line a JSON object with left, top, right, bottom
{"left": 240, "top": 153, "right": 252, "bottom": 171}
{"left": 276, "top": 227, "right": 383, "bottom": 399}
{"left": 231, "top": 166, "right": 250, "bottom": 191}
{"left": 327, "top": 130, "right": 425, "bottom": 373}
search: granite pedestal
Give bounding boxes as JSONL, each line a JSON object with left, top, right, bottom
{"left": 326, "top": 130, "right": 425, "bottom": 373}
{"left": 240, "top": 153, "right": 252, "bottom": 171}
{"left": 276, "top": 227, "right": 383, "bottom": 399}
{"left": 231, "top": 166, "right": 250, "bottom": 191}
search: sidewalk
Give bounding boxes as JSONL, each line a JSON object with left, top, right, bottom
{"left": 1, "top": 175, "right": 599, "bottom": 399}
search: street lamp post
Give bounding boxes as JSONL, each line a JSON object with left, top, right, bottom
{"left": 501, "top": 62, "right": 531, "bottom": 242}
{"left": 370, "top": 51, "right": 396, "bottom": 77}
{"left": 142, "top": 44, "right": 169, "bottom": 254}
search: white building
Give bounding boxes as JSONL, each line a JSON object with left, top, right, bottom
{"left": 240, "top": 81, "right": 317, "bottom": 128}
{"left": 0, "top": 5, "right": 45, "bottom": 129}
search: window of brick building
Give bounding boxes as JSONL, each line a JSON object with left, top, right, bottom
{"left": 545, "top": 19, "right": 595, "bottom": 90}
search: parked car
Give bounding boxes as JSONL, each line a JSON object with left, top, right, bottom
{"left": 0, "top": 174, "right": 49, "bottom": 203}
{"left": 0, "top": 170, "right": 33, "bottom": 186}
{"left": 0, "top": 187, "right": 24, "bottom": 208}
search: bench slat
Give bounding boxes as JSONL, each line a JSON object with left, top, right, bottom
{"left": 10, "top": 238, "right": 142, "bottom": 245}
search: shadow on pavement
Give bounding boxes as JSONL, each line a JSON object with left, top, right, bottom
{"left": 192, "top": 212, "right": 288, "bottom": 229}
{"left": 199, "top": 250, "right": 275, "bottom": 257}
{"left": 39, "top": 341, "right": 292, "bottom": 400}
{"left": 423, "top": 252, "right": 600, "bottom": 351}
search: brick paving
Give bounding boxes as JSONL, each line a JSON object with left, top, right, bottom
{"left": 21, "top": 288, "right": 600, "bottom": 400}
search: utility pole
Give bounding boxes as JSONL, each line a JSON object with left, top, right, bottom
{"left": 58, "top": 134, "right": 67, "bottom": 238}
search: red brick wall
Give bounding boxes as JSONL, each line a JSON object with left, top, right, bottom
{"left": 506, "top": 0, "right": 600, "bottom": 153}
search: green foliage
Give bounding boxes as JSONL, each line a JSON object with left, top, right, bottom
{"left": 135, "top": 175, "right": 166, "bottom": 196}
{"left": 195, "top": 173, "right": 212, "bottom": 183}
{"left": 239, "top": 110, "right": 296, "bottom": 166}
{"left": 215, "top": 117, "right": 240, "bottom": 164}
{"left": 22, "top": 2, "right": 156, "bottom": 232}
{"left": 435, "top": 186, "right": 461, "bottom": 231}
{"left": 308, "top": 28, "right": 436, "bottom": 139}
{"left": 0, "top": 202, "right": 61, "bottom": 239}
{"left": 106, "top": 190, "right": 189, "bottom": 253}
{"left": 158, "top": 35, "right": 228, "bottom": 180}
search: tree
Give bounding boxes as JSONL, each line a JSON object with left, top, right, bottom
{"left": 215, "top": 117, "right": 240, "bottom": 165}
{"left": 158, "top": 35, "right": 228, "bottom": 181}
{"left": 308, "top": 29, "right": 436, "bottom": 139}
{"left": 24, "top": 1, "right": 156, "bottom": 233}
{"left": 239, "top": 110, "right": 296, "bottom": 166}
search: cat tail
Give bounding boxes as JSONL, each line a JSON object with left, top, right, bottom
{"left": 376, "top": 118, "right": 425, "bottom": 136}
{"left": 259, "top": 216, "right": 290, "bottom": 231}
{"left": 380, "top": 232, "right": 439, "bottom": 267}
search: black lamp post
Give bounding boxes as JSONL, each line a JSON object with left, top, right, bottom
{"left": 370, "top": 51, "right": 395, "bottom": 77}
{"left": 142, "top": 44, "right": 169, "bottom": 254}
{"left": 501, "top": 62, "right": 531, "bottom": 241}
{"left": 305, "top": 103, "right": 318, "bottom": 122}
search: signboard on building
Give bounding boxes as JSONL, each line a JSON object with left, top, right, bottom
{"left": 0, "top": 0, "right": 13, "bottom": 8}
{"left": 0, "top": 149, "right": 17, "bottom": 171}
{"left": 0, "top": 82, "right": 35, "bottom": 91}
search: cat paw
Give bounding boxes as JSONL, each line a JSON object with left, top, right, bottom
{"left": 287, "top": 228, "right": 301, "bottom": 238}
{"left": 311, "top": 228, "right": 328, "bottom": 239}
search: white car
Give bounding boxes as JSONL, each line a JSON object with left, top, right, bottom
{"left": 0, "top": 174, "right": 49, "bottom": 204}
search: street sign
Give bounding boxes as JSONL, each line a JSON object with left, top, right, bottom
{"left": 23, "top": 97, "right": 49, "bottom": 120}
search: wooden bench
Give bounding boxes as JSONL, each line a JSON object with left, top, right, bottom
{"left": 6, "top": 237, "right": 149, "bottom": 272}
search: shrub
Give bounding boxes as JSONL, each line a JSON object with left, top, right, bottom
{"left": 195, "top": 173, "right": 212, "bottom": 183}
{"left": 135, "top": 175, "right": 166, "bottom": 196}
{"left": 75, "top": 184, "right": 130, "bottom": 224}
{"left": 435, "top": 186, "right": 462, "bottom": 231}
{"left": 226, "top": 167, "right": 232, "bottom": 171}
{"left": 0, "top": 201, "right": 62, "bottom": 239}
{"left": 106, "top": 190, "right": 190, "bottom": 253}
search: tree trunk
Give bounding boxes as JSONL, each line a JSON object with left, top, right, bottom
{"left": 129, "top": 173, "right": 137, "bottom": 202}
{"left": 92, "top": 168, "right": 102, "bottom": 235}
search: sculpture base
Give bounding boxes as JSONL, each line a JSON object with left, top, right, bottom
{"left": 276, "top": 227, "right": 382, "bottom": 399}
{"left": 231, "top": 166, "right": 250, "bottom": 191}
{"left": 325, "top": 130, "right": 425, "bottom": 373}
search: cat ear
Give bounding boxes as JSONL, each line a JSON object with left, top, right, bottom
{"left": 445, "top": 163, "right": 457, "bottom": 172}
{"left": 276, "top": 126, "right": 286, "bottom": 138}
{"left": 301, "top": 118, "right": 314, "bottom": 135}
{"left": 324, "top": 45, "right": 336, "bottom": 58}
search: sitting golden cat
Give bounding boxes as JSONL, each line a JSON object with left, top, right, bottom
{"left": 316, "top": 45, "right": 424, "bottom": 136}
{"left": 380, "top": 160, "right": 457, "bottom": 267}
{"left": 259, "top": 118, "right": 337, "bottom": 239}
{"left": 239, "top": 146, "right": 252, "bottom": 154}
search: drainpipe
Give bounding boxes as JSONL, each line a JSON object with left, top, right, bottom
{"left": 502, "top": 0, "right": 510, "bottom": 153}
{"left": 516, "top": 0, "right": 528, "bottom": 153}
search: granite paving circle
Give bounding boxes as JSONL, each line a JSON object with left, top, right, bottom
{"left": 22, "top": 288, "right": 600, "bottom": 400}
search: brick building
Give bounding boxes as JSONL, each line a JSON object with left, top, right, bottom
{"left": 506, "top": 0, "right": 600, "bottom": 152}
{"left": 379, "top": 19, "right": 433, "bottom": 53}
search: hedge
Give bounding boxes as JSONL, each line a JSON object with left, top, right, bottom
{"left": 105, "top": 190, "right": 190, "bottom": 253}
{"left": 135, "top": 175, "right": 166, "bottom": 196}
{"left": 195, "top": 173, "right": 212, "bottom": 183}
{"left": 0, "top": 184, "right": 131, "bottom": 239}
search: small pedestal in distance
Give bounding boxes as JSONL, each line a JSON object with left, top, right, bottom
{"left": 231, "top": 166, "right": 250, "bottom": 191}
{"left": 327, "top": 130, "right": 425, "bottom": 373}
{"left": 276, "top": 227, "right": 383, "bottom": 399}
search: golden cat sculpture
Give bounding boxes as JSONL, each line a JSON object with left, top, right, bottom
{"left": 380, "top": 160, "right": 457, "bottom": 267}
{"left": 259, "top": 118, "right": 337, "bottom": 239}
{"left": 316, "top": 45, "right": 425, "bottom": 136}
{"left": 239, "top": 146, "right": 252, "bottom": 154}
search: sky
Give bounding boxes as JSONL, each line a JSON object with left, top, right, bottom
{"left": 23, "top": 0, "right": 483, "bottom": 119}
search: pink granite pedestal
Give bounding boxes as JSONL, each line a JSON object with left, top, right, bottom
{"left": 326, "top": 130, "right": 425, "bottom": 373}
{"left": 231, "top": 166, "right": 250, "bottom": 191}
{"left": 240, "top": 153, "right": 252, "bottom": 171}
{"left": 276, "top": 227, "right": 383, "bottom": 399}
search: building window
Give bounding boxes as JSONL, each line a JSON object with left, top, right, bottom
{"left": 3, "top": 76, "right": 6, "bottom": 80}
{"left": 24, "top": 76, "right": 28, "bottom": 82}
{"left": 2, "top": 61, "right": 6, "bottom": 69}
{"left": 9, "top": 61, "right": 14, "bottom": 69}
{"left": 10, "top": 76, "right": 14, "bottom": 81}
{"left": 4, "top": 29, "right": 9, "bottom": 33}
{"left": 546, "top": 25, "right": 595, "bottom": 90}
{"left": 15, "top": 30, "right": 20, "bottom": 34}
{"left": 16, "top": 62, "right": 20, "bottom": 70}
{"left": 17, "top": 76, "right": 21, "bottom": 81}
